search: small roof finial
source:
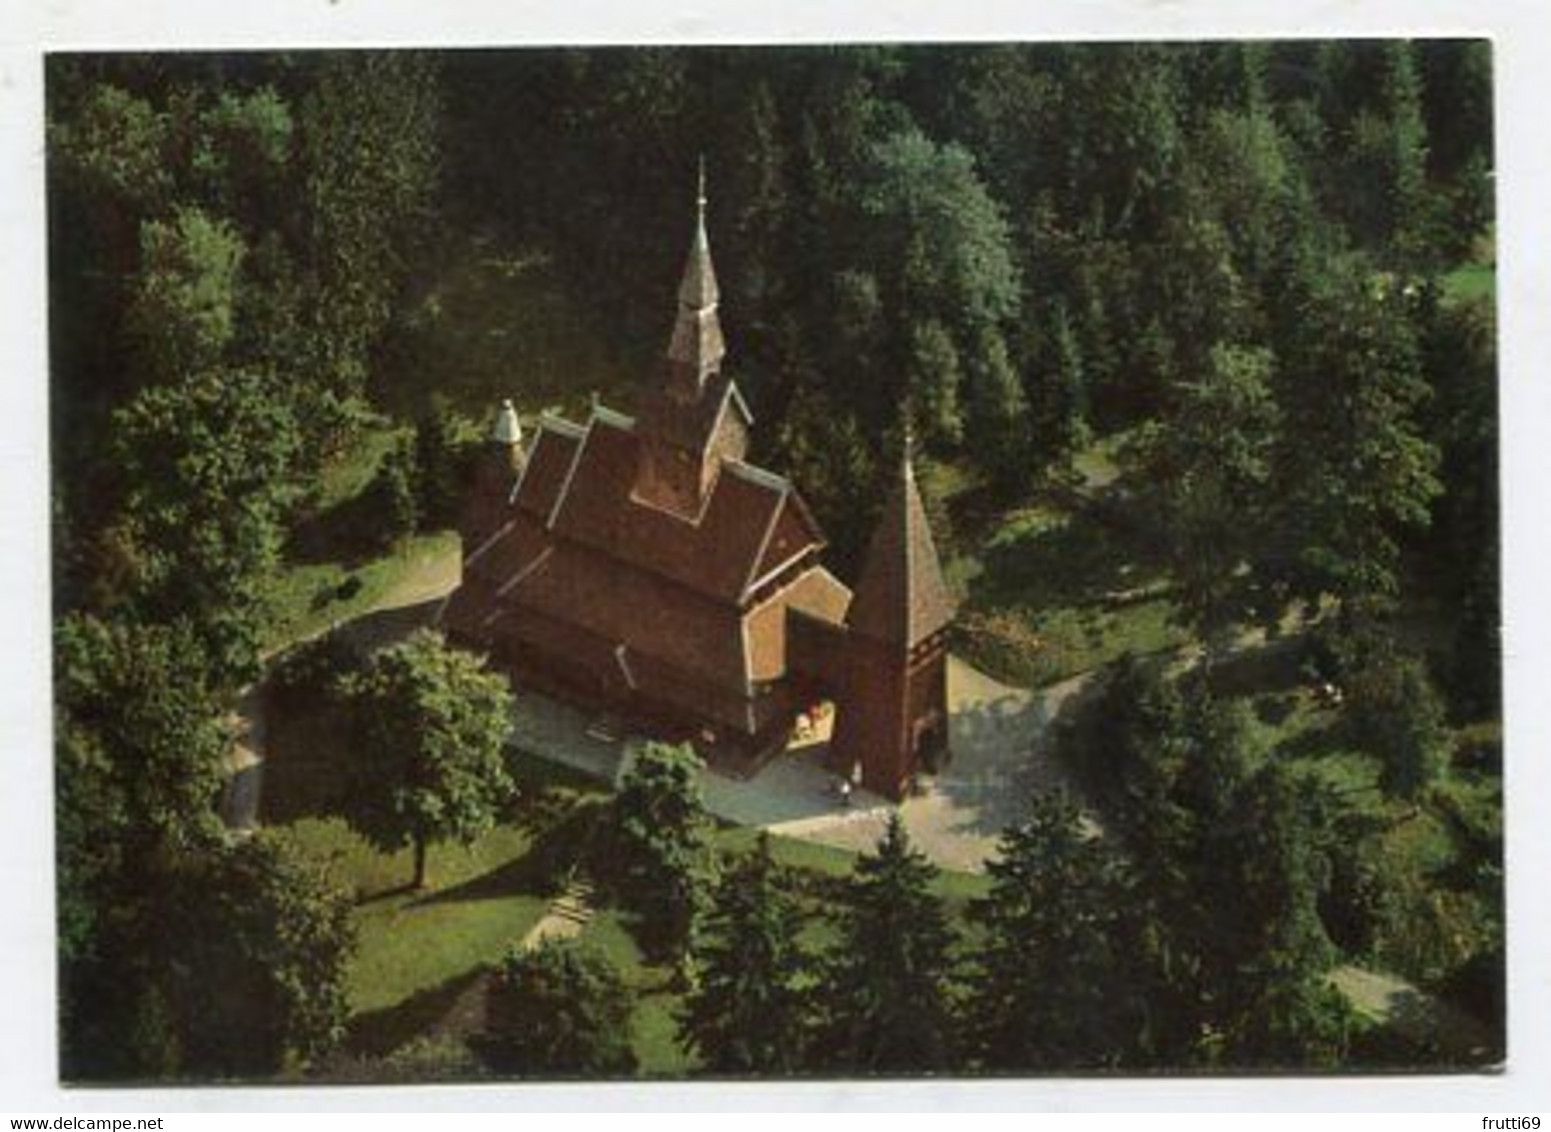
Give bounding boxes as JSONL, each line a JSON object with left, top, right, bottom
{"left": 493, "top": 397, "right": 522, "bottom": 445}
{"left": 693, "top": 155, "right": 709, "bottom": 250}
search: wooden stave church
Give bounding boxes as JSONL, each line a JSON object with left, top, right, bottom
{"left": 441, "top": 181, "right": 955, "bottom": 800}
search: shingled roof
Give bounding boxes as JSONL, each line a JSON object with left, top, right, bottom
{"left": 518, "top": 407, "right": 822, "bottom": 605}
{"left": 846, "top": 450, "right": 956, "bottom": 647}
{"left": 665, "top": 172, "right": 725, "bottom": 386}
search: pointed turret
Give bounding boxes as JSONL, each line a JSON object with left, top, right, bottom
{"left": 461, "top": 398, "right": 524, "bottom": 550}
{"left": 665, "top": 159, "right": 726, "bottom": 390}
{"left": 492, "top": 398, "right": 522, "bottom": 447}
{"left": 847, "top": 436, "right": 956, "bottom": 648}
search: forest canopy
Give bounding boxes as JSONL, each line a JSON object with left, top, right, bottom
{"left": 46, "top": 41, "right": 1498, "bottom": 1081}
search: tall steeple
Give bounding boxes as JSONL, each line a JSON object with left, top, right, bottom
{"left": 665, "top": 157, "right": 726, "bottom": 392}
{"left": 846, "top": 433, "right": 956, "bottom": 647}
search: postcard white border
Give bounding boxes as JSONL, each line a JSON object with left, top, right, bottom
{"left": 3, "top": 0, "right": 1548, "bottom": 1114}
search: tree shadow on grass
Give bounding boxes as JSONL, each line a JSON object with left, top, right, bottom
{"left": 285, "top": 485, "right": 393, "bottom": 570}
{"left": 344, "top": 966, "right": 489, "bottom": 1060}
{"left": 330, "top": 596, "right": 449, "bottom": 655}
{"left": 259, "top": 695, "right": 357, "bottom": 825}
{"left": 411, "top": 797, "right": 606, "bottom": 908}
{"left": 260, "top": 597, "right": 451, "bottom": 825}
{"left": 973, "top": 506, "right": 1160, "bottom": 614}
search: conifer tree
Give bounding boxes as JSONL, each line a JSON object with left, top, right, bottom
{"left": 484, "top": 939, "right": 637, "bottom": 1077}
{"left": 680, "top": 833, "right": 812, "bottom": 1074}
{"left": 966, "top": 792, "right": 1144, "bottom": 1071}
{"left": 811, "top": 815, "right": 957, "bottom": 1074}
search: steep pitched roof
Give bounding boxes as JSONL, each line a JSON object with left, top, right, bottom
{"left": 538, "top": 408, "right": 822, "bottom": 605}
{"left": 637, "top": 369, "right": 751, "bottom": 457}
{"left": 665, "top": 185, "right": 725, "bottom": 384}
{"left": 846, "top": 452, "right": 956, "bottom": 647}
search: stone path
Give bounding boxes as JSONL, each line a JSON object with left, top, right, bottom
{"left": 220, "top": 683, "right": 267, "bottom": 834}
{"left": 519, "top": 878, "right": 597, "bottom": 949}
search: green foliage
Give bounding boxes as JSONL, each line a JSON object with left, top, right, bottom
{"left": 158, "top": 833, "right": 356, "bottom": 1076}
{"left": 680, "top": 833, "right": 813, "bottom": 1074}
{"left": 1027, "top": 300, "right": 1091, "bottom": 471}
{"left": 191, "top": 87, "right": 294, "bottom": 219}
{"left": 372, "top": 436, "right": 423, "bottom": 545}
{"left": 46, "top": 42, "right": 1500, "bottom": 1080}
{"left": 607, "top": 742, "right": 715, "bottom": 963}
{"left": 342, "top": 629, "right": 517, "bottom": 888}
{"left": 484, "top": 939, "right": 638, "bottom": 1077}
{"left": 126, "top": 206, "right": 246, "bottom": 383}
{"left": 49, "top": 81, "right": 173, "bottom": 211}
{"left": 1133, "top": 343, "right": 1280, "bottom": 639}
{"left": 413, "top": 395, "right": 473, "bottom": 529}
{"left": 54, "top": 612, "right": 228, "bottom": 962}
{"left": 111, "top": 368, "right": 302, "bottom": 686}
{"left": 296, "top": 53, "right": 443, "bottom": 407}
{"left": 772, "top": 383, "right": 880, "bottom": 572}
{"left": 854, "top": 128, "right": 1022, "bottom": 452}
{"left": 966, "top": 792, "right": 1145, "bottom": 1070}
{"left": 1268, "top": 258, "right": 1442, "bottom": 612}
{"left": 1333, "top": 624, "right": 1449, "bottom": 802}
{"left": 1060, "top": 664, "right": 1353, "bottom": 1067}
{"left": 812, "top": 815, "right": 957, "bottom": 1073}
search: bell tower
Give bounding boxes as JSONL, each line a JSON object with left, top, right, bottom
{"left": 829, "top": 437, "right": 956, "bottom": 798}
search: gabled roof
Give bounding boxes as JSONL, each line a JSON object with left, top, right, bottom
{"left": 846, "top": 453, "right": 956, "bottom": 647}
{"left": 783, "top": 565, "right": 853, "bottom": 626}
{"left": 510, "top": 421, "right": 583, "bottom": 515}
{"left": 536, "top": 407, "right": 823, "bottom": 605}
{"left": 638, "top": 369, "right": 750, "bottom": 457}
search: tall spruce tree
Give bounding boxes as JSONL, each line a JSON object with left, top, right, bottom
{"left": 1134, "top": 343, "right": 1280, "bottom": 643}
{"left": 967, "top": 792, "right": 1144, "bottom": 1071}
{"left": 679, "top": 833, "right": 812, "bottom": 1074}
{"left": 1268, "top": 255, "right": 1441, "bottom": 615}
{"left": 812, "top": 815, "right": 957, "bottom": 1074}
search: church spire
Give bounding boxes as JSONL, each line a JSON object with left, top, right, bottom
{"left": 846, "top": 439, "right": 956, "bottom": 648}
{"left": 666, "top": 158, "right": 726, "bottom": 388}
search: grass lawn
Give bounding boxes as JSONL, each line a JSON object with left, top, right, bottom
{"left": 275, "top": 818, "right": 550, "bottom": 1018}
{"left": 1442, "top": 261, "right": 1495, "bottom": 307}
{"left": 262, "top": 416, "right": 464, "bottom": 653}
{"left": 263, "top": 530, "right": 460, "bottom": 653}
{"left": 949, "top": 461, "right": 1188, "bottom": 688}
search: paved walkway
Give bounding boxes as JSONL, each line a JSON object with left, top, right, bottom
{"left": 506, "top": 656, "right": 1095, "bottom": 874}
{"left": 220, "top": 684, "right": 267, "bottom": 833}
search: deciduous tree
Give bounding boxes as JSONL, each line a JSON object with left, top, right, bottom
{"left": 607, "top": 742, "right": 715, "bottom": 963}
{"left": 343, "top": 630, "right": 516, "bottom": 888}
